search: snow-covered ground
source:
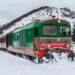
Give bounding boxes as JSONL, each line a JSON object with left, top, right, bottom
{"left": 0, "top": 51, "right": 75, "bottom": 75}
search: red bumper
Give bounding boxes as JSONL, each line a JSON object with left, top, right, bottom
{"left": 41, "top": 43, "right": 70, "bottom": 49}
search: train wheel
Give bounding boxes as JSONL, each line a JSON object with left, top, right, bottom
{"left": 32, "top": 57, "right": 51, "bottom": 64}
{"left": 32, "top": 57, "right": 39, "bottom": 64}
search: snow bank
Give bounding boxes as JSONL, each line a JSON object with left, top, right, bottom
{"left": 0, "top": 51, "right": 75, "bottom": 75}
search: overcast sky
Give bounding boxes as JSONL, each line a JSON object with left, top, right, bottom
{"left": 0, "top": 0, "right": 75, "bottom": 25}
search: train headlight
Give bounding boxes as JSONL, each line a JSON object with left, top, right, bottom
{"left": 66, "top": 45, "right": 70, "bottom": 48}
{"left": 57, "top": 38, "right": 60, "bottom": 41}
{"left": 47, "top": 45, "right": 51, "bottom": 48}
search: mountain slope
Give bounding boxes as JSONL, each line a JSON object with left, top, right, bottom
{"left": 0, "top": 6, "right": 75, "bottom": 37}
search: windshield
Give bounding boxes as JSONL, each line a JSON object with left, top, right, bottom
{"left": 43, "top": 26, "right": 57, "bottom": 36}
{"left": 60, "top": 26, "right": 71, "bottom": 36}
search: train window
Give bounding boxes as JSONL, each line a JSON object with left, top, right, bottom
{"left": 35, "top": 27, "right": 38, "bottom": 36}
{"left": 43, "top": 26, "right": 57, "bottom": 36}
{"left": 15, "top": 33, "right": 19, "bottom": 39}
{"left": 60, "top": 26, "right": 71, "bottom": 36}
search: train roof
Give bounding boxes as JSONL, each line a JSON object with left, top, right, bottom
{"left": 34, "top": 19, "right": 70, "bottom": 25}
{"left": 13, "top": 19, "right": 70, "bottom": 33}
{"left": 13, "top": 22, "right": 34, "bottom": 33}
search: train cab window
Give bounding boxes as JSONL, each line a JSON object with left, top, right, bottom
{"left": 35, "top": 27, "right": 38, "bottom": 36}
{"left": 60, "top": 26, "right": 71, "bottom": 36}
{"left": 43, "top": 26, "right": 57, "bottom": 36}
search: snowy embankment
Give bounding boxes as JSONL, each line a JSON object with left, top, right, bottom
{"left": 0, "top": 51, "right": 75, "bottom": 75}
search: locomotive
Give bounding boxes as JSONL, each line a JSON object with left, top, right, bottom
{"left": 0, "top": 19, "right": 71, "bottom": 57}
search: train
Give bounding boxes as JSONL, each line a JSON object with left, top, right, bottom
{"left": 0, "top": 19, "right": 71, "bottom": 57}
